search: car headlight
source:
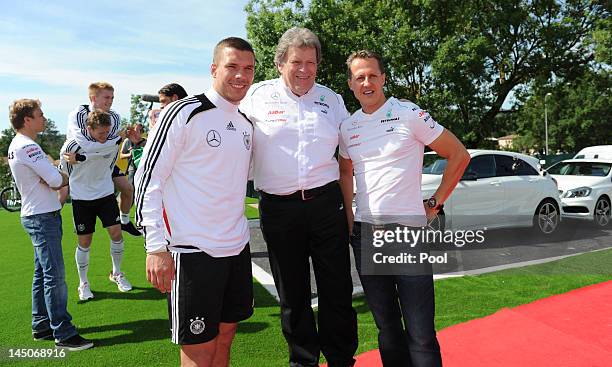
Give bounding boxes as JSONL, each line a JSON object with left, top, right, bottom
{"left": 562, "top": 187, "right": 592, "bottom": 198}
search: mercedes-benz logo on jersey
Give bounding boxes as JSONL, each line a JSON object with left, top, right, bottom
{"left": 271, "top": 91, "right": 280, "bottom": 100}
{"left": 206, "top": 130, "right": 221, "bottom": 147}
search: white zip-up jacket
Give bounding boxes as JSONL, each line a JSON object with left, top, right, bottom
{"left": 135, "top": 89, "right": 253, "bottom": 256}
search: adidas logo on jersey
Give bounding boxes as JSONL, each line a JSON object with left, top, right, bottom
{"left": 226, "top": 121, "right": 236, "bottom": 131}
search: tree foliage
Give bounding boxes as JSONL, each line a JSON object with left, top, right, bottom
{"left": 245, "top": 0, "right": 608, "bottom": 147}
{"left": 129, "top": 94, "right": 150, "bottom": 129}
{"left": 513, "top": 68, "right": 611, "bottom": 154}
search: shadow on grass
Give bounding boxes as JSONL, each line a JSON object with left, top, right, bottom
{"left": 79, "top": 318, "right": 169, "bottom": 346}
{"left": 253, "top": 281, "right": 278, "bottom": 308}
{"left": 76, "top": 286, "right": 166, "bottom": 304}
{"left": 236, "top": 321, "right": 269, "bottom": 334}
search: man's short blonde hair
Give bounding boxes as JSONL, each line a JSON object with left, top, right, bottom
{"left": 88, "top": 82, "right": 114, "bottom": 97}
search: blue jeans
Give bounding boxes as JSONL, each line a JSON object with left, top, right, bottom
{"left": 351, "top": 222, "right": 442, "bottom": 367}
{"left": 21, "top": 210, "right": 77, "bottom": 342}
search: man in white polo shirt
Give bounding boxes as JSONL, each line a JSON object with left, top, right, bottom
{"left": 241, "top": 27, "right": 357, "bottom": 367}
{"left": 8, "top": 99, "right": 93, "bottom": 351}
{"left": 135, "top": 37, "right": 255, "bottom": 367}
{"left": 339, "top": 50, "right": 470, "bottom": 367}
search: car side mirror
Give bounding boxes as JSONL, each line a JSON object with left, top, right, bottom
{"left": 461, "top": 172, "right": 478, "bottom": 181}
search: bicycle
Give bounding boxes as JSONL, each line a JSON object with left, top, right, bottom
{"left": 1, "top": 176, "right": 21, "bottom": 212}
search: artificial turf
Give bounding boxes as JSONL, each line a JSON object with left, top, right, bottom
{"left": 0, "top": 206, "right": 610, "bottom": 366}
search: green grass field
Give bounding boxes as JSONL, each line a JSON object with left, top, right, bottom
{"left": 0, "top": 206, "right": 610, "bottom": 366}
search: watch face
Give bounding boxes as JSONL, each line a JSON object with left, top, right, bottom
{"left": 427, "top": 197, "right": 437, "bottom": 208}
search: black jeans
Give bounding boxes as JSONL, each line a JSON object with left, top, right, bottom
{"left": 351, "top": 221, "right": 442, "bottom": 367}
{"left": 260, "top": 183, "right": 357, "bottom": 367}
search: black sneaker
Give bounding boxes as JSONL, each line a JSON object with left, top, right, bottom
{"left": 55, "top": 334, "right": 94, "bottom": 351}
{"left": 33, "top": 329, "right": 53, "bottom": 341}
{"left": 121, "top": 221, "right": 142, "bottom": 236}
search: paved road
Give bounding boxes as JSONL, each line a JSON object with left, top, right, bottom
{"left": 248, "top": 220, "right": 612, "bottom": 303}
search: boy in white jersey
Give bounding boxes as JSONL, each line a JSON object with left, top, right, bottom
{"left": 60, "top": 110, "right": 132, "bottom": 300}
{"left": 339, "top": 50, "right": 470, "bottom": 367}
{"left": 8, "top": 99, "right": 93, "bottom": 350}
{"left": 135, "top": 37, "right": 255, "bottom": 367}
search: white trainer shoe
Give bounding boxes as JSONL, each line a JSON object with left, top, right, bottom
{"left": 78, "top": 282, "right": 94, "bottom": 301}
{"left": 109, "top": 272, "right": 132, "bottom": 292}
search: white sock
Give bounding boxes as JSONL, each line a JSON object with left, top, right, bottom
{"left": 75, "top": 245, "right": 90, "bottom": 285}
{"left": 120, "top": 212, "right": 130, "bottom": 225}
{"left": 110, "top": 239, "right": 124, "bottom": 275}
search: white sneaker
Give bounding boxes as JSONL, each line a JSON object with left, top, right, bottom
{"left": 109, "top": 272, "right": 132, "bottom": 292}
{"left": 78, "top": 282, "right": 94, "bottom": 301}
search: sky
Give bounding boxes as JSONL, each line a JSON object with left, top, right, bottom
{"left": 0, "top": 0, "right": 250, "bottom": 133}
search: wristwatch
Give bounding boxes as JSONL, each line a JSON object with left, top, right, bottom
{"left": 426, "top": 197, "right": 442, "bottom": 210}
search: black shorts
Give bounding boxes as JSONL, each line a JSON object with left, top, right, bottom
{"left": 112, "top": 165, "right": 125, "bottom": 178}
{"left": 168, "top": 244, "right": 253, "bottom": 345}
{"left": 72, "top": 194, "right": 120, "bottom": 235}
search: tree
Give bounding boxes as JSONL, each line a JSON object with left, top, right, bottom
{"left": 245, "top": 0, "right": 608, "bottom": 147}
{"left": 129, "top": 94, "right": 150, "bottom": 129}
{"left": 37, "top": 119, "right": 65, "bottom": 159}
{"left": 513, "top": 68, "right": 611, "bottom": 153}
{"left": 0, "top": 128, "right": 16, "bottom": 157}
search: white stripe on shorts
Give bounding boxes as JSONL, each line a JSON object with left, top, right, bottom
{"left": 171, "top": 252, "right": 181, "bottom": 344}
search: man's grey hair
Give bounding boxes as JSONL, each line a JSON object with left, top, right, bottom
{"left": 274, "top": 27, "right": 322, "bottom": 66}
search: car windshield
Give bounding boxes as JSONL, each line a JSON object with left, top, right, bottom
{"left": 423, "top": 154, "right": 447, "bottom": 175}
{"left": 547, "top": 162, "right": 612, "bottom": 176}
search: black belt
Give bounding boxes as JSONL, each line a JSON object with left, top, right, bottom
{"left": 261, "top": 181, "right": 337, "bottom": 201}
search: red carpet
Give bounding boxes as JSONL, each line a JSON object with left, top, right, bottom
{"left": 321, "top": 281, "right": 612, "bottom": 366}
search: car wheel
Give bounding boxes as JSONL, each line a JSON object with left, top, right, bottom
{"left": 427, "top": 211, "right": 446, "bottom": 232}
{"left": 593, "top": 196, "right": 611, "bottom": 227}
{"left": 533, "top": 199, "right": 559, "bottom": 235}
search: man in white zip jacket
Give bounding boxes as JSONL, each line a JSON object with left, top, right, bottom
{"left": 135, "top": 37, "right": 256, "bottom": 367}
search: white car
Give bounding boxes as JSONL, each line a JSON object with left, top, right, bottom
{"left": 422, "top": 150, "right": 561, "bottom": 234}
{"left": 547, "top": 159, "right": 612, "bottom": 227}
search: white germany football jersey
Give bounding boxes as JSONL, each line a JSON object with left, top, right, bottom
{"left": 59, "top": 139, "right": 119, "bottom": 201}
{"left": 135, "top": 88, "right": 253, "bottom": 257}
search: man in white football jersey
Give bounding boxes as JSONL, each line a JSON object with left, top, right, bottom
{"left": 8, "top": 99, "right": 93, "bottom": 351}
{"left": 60, "top": 110, "right": 132, "bottom": 300}
{"left": 63, "top": 82, "right": 140, "bottom": 236}
{"left": 135, "top": 37, "right": 255, "bottom": 367}
{"left": 339, "top": 50, "right": 470, "bottom": 367}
